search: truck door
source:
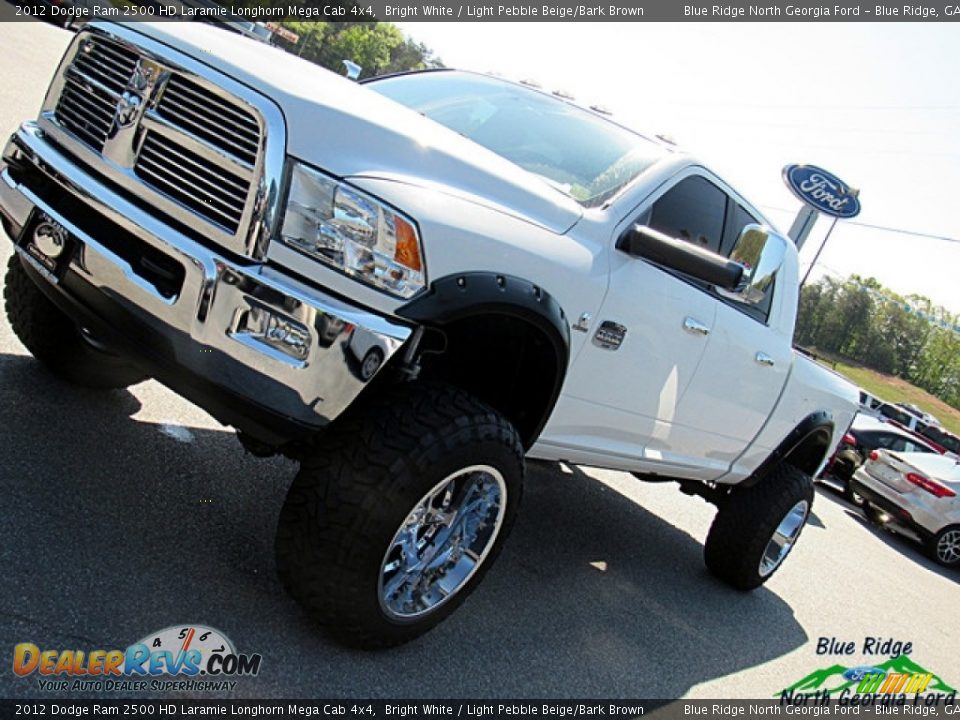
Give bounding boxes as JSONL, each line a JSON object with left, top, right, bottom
{"left": 675, "top": 268, "right": 791, "bottom": 475}
{"left": 538, "top": 170, "right": 791, "bottom": 479}
{"left": 537, "top": 172, "right": 728, "bottom": 477}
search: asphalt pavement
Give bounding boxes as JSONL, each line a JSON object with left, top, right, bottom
{"left": 0, "top": 20, "right": 957, "bottom": 701}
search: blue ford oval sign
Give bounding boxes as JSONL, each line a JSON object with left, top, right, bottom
{"left": 783, "top": 164, "right": 861, "bottom": 219}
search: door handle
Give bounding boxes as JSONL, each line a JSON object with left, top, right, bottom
{"left": 755, "top": 352, "right": 775, "bottom": 367}
{"left": 683, "top": 317, "right": 711, "bottom": 336}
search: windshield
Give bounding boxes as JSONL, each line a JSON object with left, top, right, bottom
{"left": 368, "top": 71, "right": 665, "bottom": 207}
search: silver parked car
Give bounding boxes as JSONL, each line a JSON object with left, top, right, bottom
{"left": 850, "top": 451, "right": 960, "bottom": 568}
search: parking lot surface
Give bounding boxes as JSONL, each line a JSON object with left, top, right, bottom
{"left": 0, "top": 20, "right": 957, "bottom": 701}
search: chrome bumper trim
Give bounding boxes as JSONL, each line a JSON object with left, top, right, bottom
{"left": 1, "top": 124, "right": 412, "bottom": 435}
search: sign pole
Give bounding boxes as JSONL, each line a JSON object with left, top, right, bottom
{"left": 788, "top": 204, "right": 819, "bottom": 251}
{"left": 800, "top": 216, "right": 838, "bottom": 289}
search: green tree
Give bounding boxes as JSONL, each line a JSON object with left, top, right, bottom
{"left": 270, "top": 21, "right": 440, "bottom": 77}
{"left": 276, "top": 21, "right": 329, "bottom": 62}
{"left": 313, "top": 23, "right": 402, "bottom": 77}
{"left": 796, "top": 274, "right": 960, "bottom": 413}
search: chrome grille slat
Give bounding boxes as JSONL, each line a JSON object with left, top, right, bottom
{"left": 58, "top": 95, "right": 111, "bottom": 134}
{"left": 56, "top": 62, "right": 118, "bottom": 152}
{"left": 64, "top": 66, "right": 122, "bottom": 101}
{"left": 136, "top": 164, "right": 243, "bottom": 228}
{"left": 72, "top": 39, "right": 137, "bottom": 95}
{"left": 55, "top": 106, "right": 109, "bottom": 147}
{"left": 142, "top": 113, "right": 254, "bottom": 174}
{"left": 86, "top": 39, "right": 138, "bottom": 68}
{"left": 74, "top": 54, "right": 131, "bottom": 88}
{"left": 154, "top": 96, "right": 259, "bottom": 151}
{"left": 155, "top": 104, "right": 258, "bottom": 160}
{"left": 139, "top": 141, "right": 248, "bottom": 195}
{"left": 138, "top": 153, "right": 245, "bottom": 215}
{"left": 61, "top": 85, "right": 114, "bottom": 122}
{"left": 158, "top": 76, "right": 260, "bottom": 165}
{"left": 63, "top": 78, "right": 116, "bottom": 110}
{"left": 162, "top": 76, "right": 260, "bottom": 128}
{"left": 135, "top": 133, "right": 247, "bottom": 231}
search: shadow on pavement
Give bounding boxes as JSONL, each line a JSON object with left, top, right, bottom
{"left": 0, "top": 352, "right": 809, "bottom": 698}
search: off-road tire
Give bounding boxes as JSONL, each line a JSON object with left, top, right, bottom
{"left": 275, "top": 382, "right": 524, "bottom": 649}
{"left": 4, "top": 255, "right": 146, "bottom": 389}
{"left": 704, "top": 463, "right": 814, "bottom": 590}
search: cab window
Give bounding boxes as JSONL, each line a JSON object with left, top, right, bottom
{"left": 640, "top": 176, "right": 775, "bottom": 323}
{"left": 647, "top": 176, "right": 726, "bottom": 253}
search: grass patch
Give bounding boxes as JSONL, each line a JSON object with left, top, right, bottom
{"left": 806, "top": 349, "right": 960, "bottom": 437}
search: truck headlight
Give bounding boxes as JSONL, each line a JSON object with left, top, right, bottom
{"left": 280, "top": 162, "right": 426, "bottom": 299}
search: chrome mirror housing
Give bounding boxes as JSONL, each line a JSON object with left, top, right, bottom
{"left": 718, "top": 224, "right": 788, "bottom": 305}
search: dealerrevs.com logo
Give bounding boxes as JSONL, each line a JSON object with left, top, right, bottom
{"left": 12, "top": 625, "right": 262, "bottom": 692}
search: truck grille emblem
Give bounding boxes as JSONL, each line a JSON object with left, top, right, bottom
{"left": 114, "top": 91, "right": 141, "bottom": 128}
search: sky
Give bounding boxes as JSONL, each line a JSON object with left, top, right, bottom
{"left": 396, "top": 22, "right": 960, "bottom": 314}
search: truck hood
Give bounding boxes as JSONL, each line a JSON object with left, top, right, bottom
{"left": 123, "top": 22, "right": 583, "bottom": 234}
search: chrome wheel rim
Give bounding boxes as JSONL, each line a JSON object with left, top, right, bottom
{"left": 937, "top": 529, "right": 960, "bottom": 565}
{"left": 379, "top": 465, "right": 507, "bottom": 620}
{"left": 759, "top": 500, "right": 809, "bottom": 577}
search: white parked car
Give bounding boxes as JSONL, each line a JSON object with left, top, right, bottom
{"left": 851, "top": 450, "right": 960, "bottom": 568}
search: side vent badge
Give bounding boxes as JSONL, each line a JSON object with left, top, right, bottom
{"left": 592, "top": 321, "right": 626, "bottom": 350}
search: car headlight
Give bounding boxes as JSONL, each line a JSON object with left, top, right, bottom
{"left": 280, "top": 162, "right": 426, "bottom": 299}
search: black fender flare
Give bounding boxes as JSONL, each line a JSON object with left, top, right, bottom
{"left": 397, "top": 272, "right": 570, "bottom": 442}
{"left": 741, "top": 411, "right": 835, "bottom": 489}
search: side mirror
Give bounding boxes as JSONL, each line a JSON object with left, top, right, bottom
{"left": 617, "top": 225, "right": 744, "bottom": 290}
{"left": 717, "top": 224, "right": 788, "bottom": 305}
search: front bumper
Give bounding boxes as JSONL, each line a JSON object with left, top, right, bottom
{"left": 1, "top": 123, "right": 411, "bottom": 444}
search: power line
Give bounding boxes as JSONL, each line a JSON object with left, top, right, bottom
{"left": 760, "top": 205, "right": 960, "bottom": 244}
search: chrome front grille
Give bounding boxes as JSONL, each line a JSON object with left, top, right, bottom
{"left": 44, "top": 27, "right": 279, "bottom": 257}
{"left": 136, "top": 132, "right": 248, "bottom": 233}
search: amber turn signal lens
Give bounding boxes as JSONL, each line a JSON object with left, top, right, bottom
{"left": 394, "top": 217, "right": 423, "bottom": 273}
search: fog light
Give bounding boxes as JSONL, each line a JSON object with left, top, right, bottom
{"left": 233, "top": 305, "right": 311, "bottom": 362}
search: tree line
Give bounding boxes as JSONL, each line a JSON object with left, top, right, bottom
{"left": 796, "top": 275, "right": 960, "bottom": 409}
{"left": 271, "top": 21, "right": 443, "bottom": 77}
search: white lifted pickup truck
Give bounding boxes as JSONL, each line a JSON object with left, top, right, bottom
{"left": 0, "top": 22, "right": 858, "bottom": 647}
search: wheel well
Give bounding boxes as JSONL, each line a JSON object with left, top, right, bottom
{"left": 782, "top": 425, "right": 834, "bottom": 477}
{"left": 415, "top": 314, "right": 564, "bottom": 449}
{"left": 739, "top": 411, "right": 835, "bottom": 489}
